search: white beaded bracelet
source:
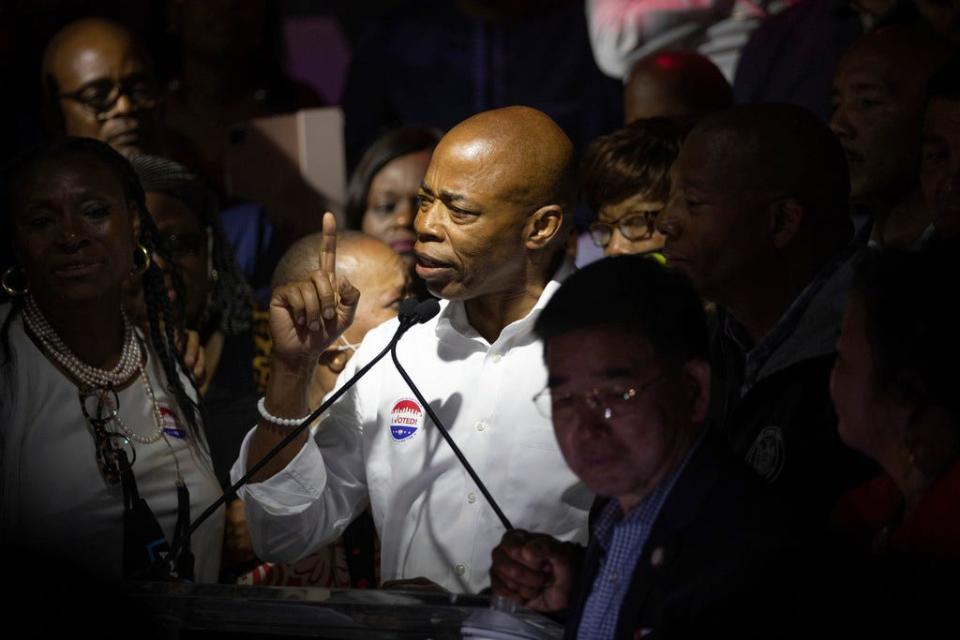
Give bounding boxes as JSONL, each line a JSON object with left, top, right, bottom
{"left": 257, "top": 397, "right": 311, "bottom": 429}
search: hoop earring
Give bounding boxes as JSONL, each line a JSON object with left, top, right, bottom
{"left": 2, "top": 266, "right": 28, "bottom": 297}
{"left": 131, "top": 244, "right": 151, "bottom": 277}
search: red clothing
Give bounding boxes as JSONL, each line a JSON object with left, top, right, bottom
{"left": 831, "top": 461, "right": 960, "bottom": 561}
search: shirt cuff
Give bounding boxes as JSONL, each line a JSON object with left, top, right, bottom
{"left": 229, "top": 425, "right": 328, "bottom": 511}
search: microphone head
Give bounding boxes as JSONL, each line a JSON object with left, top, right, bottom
{"left": 415, "top": 298, "right": 441, "bottom": 323}
{"left": 398, "top": 298, "right": 420, "bottom": 323}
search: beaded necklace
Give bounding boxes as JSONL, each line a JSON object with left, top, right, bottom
{"left": 23, "top": 294, "right": 165, "bottom": 444}
{"left": 22, "top": 296, "right": 194, "bottom": 578}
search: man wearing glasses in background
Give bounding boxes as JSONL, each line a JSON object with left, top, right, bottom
{"left": 491, "top": 255, "right": 803, "bottom": 639}
{"left": 41, "top": 17, "right": 168, "bottom": 158}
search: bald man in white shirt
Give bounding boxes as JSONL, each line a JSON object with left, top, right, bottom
{"left": 231, "top": 106, "right": 591, "bottom": 593}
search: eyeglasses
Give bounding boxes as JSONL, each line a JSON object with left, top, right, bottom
{"left": 80, "top": 386, "right": 136, "bottom": 485}
{"left": 532, "top": 375, "right": 665, "bottom": 421}
{"left": 588, "top": 211, "right": 660, "bottom": 248}
{"left": 59, "top": 76, "right": 158, "bottom": 118}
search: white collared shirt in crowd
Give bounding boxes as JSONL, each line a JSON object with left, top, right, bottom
{"left": 231, "top": 260, "right": 591, "bottom": 593}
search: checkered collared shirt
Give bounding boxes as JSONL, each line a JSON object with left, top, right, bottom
{"left": 576, "top": 438, "right": 701, "bottom": 640}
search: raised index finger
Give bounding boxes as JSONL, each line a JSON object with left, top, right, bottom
{"left": 319, "top": 212, "right": 337, "bottom": 275}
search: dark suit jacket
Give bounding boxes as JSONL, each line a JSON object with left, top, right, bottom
{"left": 563, "top": 434, "right": 806, "bottom": 639}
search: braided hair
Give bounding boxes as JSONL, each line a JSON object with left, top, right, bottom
{"left": 129, "top": 154, "right": 252, "bottom": 339}
{"left": 1, "top": 137, "right": 205, "bottom": 447}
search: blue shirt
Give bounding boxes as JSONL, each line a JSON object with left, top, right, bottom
{"left": 576, "top": 439, "right": 701, "bottom": 640}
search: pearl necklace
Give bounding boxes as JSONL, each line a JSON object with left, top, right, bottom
{"left": 24, "top": 295, "right": 140, "bottom": 388}
{"left": 23, "top": 295, "right": 166, "bottom": 444}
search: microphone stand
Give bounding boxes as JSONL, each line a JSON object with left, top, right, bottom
{"left": 390, "top": 301, "right": 514, "bottom": 531}
{"left": 158, "top": 301, "right": 423, "bottom": 578}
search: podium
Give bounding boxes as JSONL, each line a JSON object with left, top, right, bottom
{"left": 128, "top": 582, "right": 564, "bottom": 639}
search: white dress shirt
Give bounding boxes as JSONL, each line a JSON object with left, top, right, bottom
{"left": 231, "top": 262, "right": 592, "bottom": 593}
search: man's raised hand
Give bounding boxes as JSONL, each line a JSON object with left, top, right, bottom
{"left": 269, "top": 212, "right": 360, "bottom": 367}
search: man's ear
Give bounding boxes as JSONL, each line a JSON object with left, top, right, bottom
{"left": 524, "top": 204, "right": 565, "bottom": 251}
{"left": 768, "top": 197, "right": 804, "bottom": 250}
{"left": 682, "top": 359, "right": 712, "bottom": 424}
{"left": 319, "top": 349, "right": 349, "bottom": 374}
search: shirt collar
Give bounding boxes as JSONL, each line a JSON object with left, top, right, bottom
{"left": 591, "top": 434, "right": 704, "bottom": 551}
{"left": 724, "top": 245, "right": 852, "bottom": 395}
{"left": 434, "top": 257, "right": 576, "bottom": 347}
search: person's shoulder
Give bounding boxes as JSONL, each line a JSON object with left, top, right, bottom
{"left": 673, "top": 435, "right": 796, "bottom": 537}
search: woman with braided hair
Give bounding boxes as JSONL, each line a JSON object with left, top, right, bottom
{"left": 0, "top": 137, "right": 223, "bottom": 581}
{"left": 127, "top": 154, "right": 260, "bottom": 577}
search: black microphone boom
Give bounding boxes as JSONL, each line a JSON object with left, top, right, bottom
{"left": 160, "top": 298, "right": 424, "bottom": 575}
{"left": 390, "top": 299, "right": 514, "bottom": 531}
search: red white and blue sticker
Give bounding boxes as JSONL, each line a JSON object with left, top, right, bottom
{"left": 390, "top": 398, "right": 424, "bottom": 442}
{"left": 159, "top": 405, "right": 188, "bottom": 440}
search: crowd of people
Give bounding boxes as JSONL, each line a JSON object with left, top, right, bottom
{"left": 2, "top": 1, "right": 960, "bottom": 638}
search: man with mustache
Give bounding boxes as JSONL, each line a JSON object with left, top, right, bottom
{"left": 42, "top": 17, "right": 166, "bottom": 158}
{"left": 830, "top": 24, "right": 952, "bottom": 248}
{"left": 231, "top": 106, "right": 590, "bottom": 593}
{"left": 657, "top": 103, "right": 873, "bottom": 517}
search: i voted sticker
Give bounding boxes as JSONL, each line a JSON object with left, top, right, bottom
{"left": 159, "top": 405, "right": 187, "bottom": 439}
{"left": 390, "top": 398, "right": 423, "bottom": 442}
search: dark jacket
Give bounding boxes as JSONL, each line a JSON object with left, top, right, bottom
{"left": 709, "top": 253, "right": 874, "bottom": 520}
{"left": 563, "top": 435, "right": 804, "bottom": 639}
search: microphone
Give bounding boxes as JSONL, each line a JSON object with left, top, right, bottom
{"left": 160, "top": 298, "right": 425, "bottom": 576}
{"left": 390, "top": 299, "right": 515, "bottom": 531}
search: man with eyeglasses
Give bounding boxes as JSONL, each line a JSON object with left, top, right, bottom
{"left": 580, "top": 117, "right": 684, "bottom": 260}
{"left": 491, "top": 255, "right": 802, "bottom": 638}
{"left": 42, "top": 17, "right": 165, "bottom": 157}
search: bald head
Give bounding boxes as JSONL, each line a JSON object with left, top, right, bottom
{"left": 841, "top": 24, "right": 952, "bottom": 87}
{"left": 272, "top": 231, "right": 393, "bottom": 288}
{"left": 414, "top": 106, "right": 575, "bottom": 305}
{"left": 438, "top": 106, "right": 577, "bottom": 211}
{"left": 273, "top": 229, "right": 408, "bottom": 342}
{"left": 273, "top": 230, "right": 409, "bottom": 401}
{"left": 42, "top": 18, "right": 160, "bottom": 156}
{"left": 625, "top": 51, "right": 733, "bottom": 125}
{"left": 690, "top": 104, "right": 850, "bottom": 226}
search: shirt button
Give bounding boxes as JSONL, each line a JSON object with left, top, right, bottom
{"left": 475, "top": 421, "right": 487, "bottom": 432}
{"left": 491, "top": 353, "right": 502, "bottom": 363}
{"left": 455, "top": 563, "right": 467, "bottom": 576}
{"left": 467, "top": 492, "right": 477, "bottom": 504}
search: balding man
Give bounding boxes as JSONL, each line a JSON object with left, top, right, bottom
{"left": 270, "top": 231, "right": 411, "bottom": 409}
{"left": 657, "top": 103, "right": 872, "bottom": 517}
{"left": 623, "top": 51, "right": 733, "bottom": 124}
{"left": 221, "top": 231, "right": 409, "bottom": 587}
{"left": 831, "top": 25, "right": 953, "bottom": 248}
{"left": 42, "top": 17, "right": 163, "bottom": 157}
{"left": 231, "top": 106, "right": 589, "bottom": 593}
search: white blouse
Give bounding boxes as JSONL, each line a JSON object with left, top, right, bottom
{"left": 0, "top": 304, "right": 224, "bottom": 582}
